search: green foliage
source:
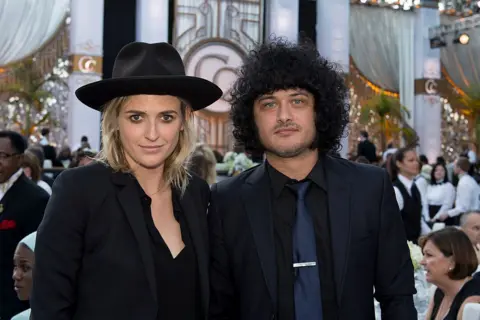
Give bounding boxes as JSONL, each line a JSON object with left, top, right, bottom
{"left": 360, "top": 92, "right": 417, "bottom": 150}
{"left": 0, "top": 59, "right": 67, "bottom": 136}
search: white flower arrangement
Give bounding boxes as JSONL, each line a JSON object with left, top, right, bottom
{"left": 216, "top": 151, "right": 255, "bottom": 176}
{"left": 376, "top": 242, "right": 429, "bottom": 319}
{"left": 223, "top": 151, "right": 237, "bottom": 164}
{"left": 408, "top": 241, "right": 423, "bottom": 272}
{"left": 231, "top": 152, "right": 254, "bottom": 176}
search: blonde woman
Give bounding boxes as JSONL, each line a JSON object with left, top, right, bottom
{"left": 31, "top": 42, "right": 222, "bottom": 320}
{"left": 190, "top": 144, "right": 217, "bottom": 185}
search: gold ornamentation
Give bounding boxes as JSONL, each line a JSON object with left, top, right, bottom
{"left": 71, "top": 55, "right": 103, "bottom": 74}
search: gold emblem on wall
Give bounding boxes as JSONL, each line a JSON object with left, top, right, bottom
{"left": 71, "top": 55, "right": 103, "bottom": 74}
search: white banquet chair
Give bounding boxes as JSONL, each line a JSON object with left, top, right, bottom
{"left": 463, "top": 303, "right": 480, "bottom": 319}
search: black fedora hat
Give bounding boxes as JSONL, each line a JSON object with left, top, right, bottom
{"left": 75, "top": 42, "right": 223, "bottom": 111}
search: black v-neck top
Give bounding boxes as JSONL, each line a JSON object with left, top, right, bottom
{"left": 139, "top": 185, "right": 202, "bottom": 320}
{"left": 430, "top": 276, "right": 480, "bottom": 320}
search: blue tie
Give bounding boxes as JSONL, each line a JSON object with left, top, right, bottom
{"left": 289, "top": 181, "right": 323, "bottom": 320}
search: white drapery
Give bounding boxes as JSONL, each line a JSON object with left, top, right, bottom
{"left": 350, "top": 5, "right": 415, "bottom": 114}
{"left": 0, "top": 0, "right": 69, "bottom": 66}
{"left": 440, "top": 15, "right": 480, "bottom": 91}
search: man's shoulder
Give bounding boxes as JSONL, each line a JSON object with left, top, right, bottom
{"left": 329, "top": 155, "right": 385, "bottom": 178}
{"left": 213, "top": 163, "right": 261, "bottom": 193}
{"left": 14, "top": 175, "right": 50, "bottom": 201}
{"left": 186, "top": 172, "right": 210, "bottom": 198}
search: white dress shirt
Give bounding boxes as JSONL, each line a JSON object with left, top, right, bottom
{"left": 37, "top": 180, "right": 52, "bottom": 195}
{"left": 393, "top": 174, "right": 431, "bottom": 235}
{"left": 415, "top": 175, "right": 429, "bottom": 201}
{"left": 426, "top": 182, "right": 456, "bottom": 214}
{"left": 11, "top": 308, "right": 30, "bottom": 320}
{"left": 0, "top": 168, "right": 23, "bottom": 202}
{"left": 447, "top": 174, "right": 480, "bottom": 218}
{"left": 467, "top": 150, "right": 477, "bottom": 164}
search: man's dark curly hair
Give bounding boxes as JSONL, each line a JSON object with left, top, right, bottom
{"left": 229, "top": 38, "right": 350, "bottom": 154}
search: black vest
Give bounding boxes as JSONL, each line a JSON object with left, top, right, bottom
{"left": 393, "top": 180, "right": 422, "bottom": 242}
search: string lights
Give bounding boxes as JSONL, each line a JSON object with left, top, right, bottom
{"left": 351, "top": 0, "right": 421, "bottom": 11}
{"left": 352, "top": 0, "right": 480, "bottom": 16}
{"left": 441, "top": 98, "right": 470, "bottom": 162}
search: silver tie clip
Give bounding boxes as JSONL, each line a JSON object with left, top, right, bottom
{"left": 293, "top": 262, "right": 316, "bottom": 268}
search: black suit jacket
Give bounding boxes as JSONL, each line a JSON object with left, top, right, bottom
{"left": 31, "top": 162, "right": 210, "bottom": 320}
{"left": 208, "top": 155, "right": 417, "bottom": 320}
{"left": 0, "top": 174, "right": 49, "bottom": 320}
{"left": 357, "top": 140, "right": 377, "bottom": 163}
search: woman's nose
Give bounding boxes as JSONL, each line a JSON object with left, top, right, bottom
{"left": 12, "top": 268, "right": 22, "bottom": 281}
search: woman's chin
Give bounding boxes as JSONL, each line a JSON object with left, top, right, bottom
{"left": 425, "top": 272, "right": 434, "bottom": 284}
{"left": 16, "top": 293, "right": 29, "bottom": 301}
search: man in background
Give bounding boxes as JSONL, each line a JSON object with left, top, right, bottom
{"left": 0, "top": 131, "right": 49, "bottom": 320}
{"left": 357, "top": 130, "right": 377, "bottom": 163}
{"left": 461, "top": 211, "right": 480, "bottom": 274}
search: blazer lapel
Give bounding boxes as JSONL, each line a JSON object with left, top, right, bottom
{"left": 112, "top": 172, "right": 157, "bottom": 303}
{"left": 178, "top": 186, "right": 209, "bottom": 316}
{"left": 241, "top": 163, "right": 277, "bottom": 309}
{"left": 324, "top": 155, "right": 352, "bottom": 305}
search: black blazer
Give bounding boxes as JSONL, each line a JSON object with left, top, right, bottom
{"left": 0, "top": 174, "right": 49, "bottom": 320}
{"left": 357, "top": 140, "right": 377, "bottom": 163}
{"left": 31, "top": 162, "right": 210, "bottom": 320}
{"left": 208, "top": 155, "right": 417, "bottom": 320}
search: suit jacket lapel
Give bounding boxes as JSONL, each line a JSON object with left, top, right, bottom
{"left": 324, "top": 155, "right": 352, "bottom": 305}
{"left": 178, "top": 187, "right": 209, "bottom": 316}
{"left": 242, "top": 163, "right": 277, "bottom": 309}
{"left": 112, "top": 172, "right": 158, "bottom": 303}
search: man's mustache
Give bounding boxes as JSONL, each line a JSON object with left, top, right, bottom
{"left": 274, "top": 123, "right": 301, "bottom": 131}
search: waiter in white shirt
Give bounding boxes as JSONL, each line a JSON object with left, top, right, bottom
{"left": 434, "top": 157, "right": 480, "bottom": 223}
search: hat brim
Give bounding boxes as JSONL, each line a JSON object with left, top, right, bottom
{"left": 75, "top": 75, "right": 223, "bottom": 111}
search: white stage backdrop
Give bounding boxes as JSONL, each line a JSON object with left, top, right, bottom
{"left": 0, "top": 0, "right": 69, "bottom": 66}
{"left": 350, "top": 5, "right": 415, "bottom": 125}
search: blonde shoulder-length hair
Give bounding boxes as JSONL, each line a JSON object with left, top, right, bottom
{"left": 96, "top": 96, "right": 196, "bottom": 194}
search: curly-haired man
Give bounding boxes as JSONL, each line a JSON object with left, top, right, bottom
{"left": 208, "top": 38, "right": 416, "bottom": 320}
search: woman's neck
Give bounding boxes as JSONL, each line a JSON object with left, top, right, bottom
{"left": 438, "top": 277, "right": 470, "bottom": 299}
{"left": 132, "top": 165, "right": 167, "bottom": 196}
{"left": 399, "top": 173, "right": 415, "bottom": 181}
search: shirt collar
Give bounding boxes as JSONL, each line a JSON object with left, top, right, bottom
{"left": 0, "top": 168, "right": 24, "bottom": 198}
{"left": 398, "top": 174, "right": 414, "bottom": 190}
{"left": 266, "top": 157, "right": 327, "bottom": 198}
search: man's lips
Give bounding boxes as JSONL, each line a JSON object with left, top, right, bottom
{"left": 275, "top": 128, "right": 299, "bottom": 134}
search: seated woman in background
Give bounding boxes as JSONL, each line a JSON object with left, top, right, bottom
{"left": 189, "top": 144, "right": 217, "bottom": 185}
{"left": 22, "top": 151, "right": 52, "bottom": 195}
{"left": 11, "top": 232, "right": 37, "bottom": 320}
{"left": 421, "top": 227, "right": 480, "bottom": 320}
{"left": 426, "top": 162, "right": 456, "bottom": 226}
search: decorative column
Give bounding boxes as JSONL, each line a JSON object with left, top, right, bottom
{"left": 265, "top": 0, "right": 300, "bottom": 42}
{"left": 316, "top": 0, "right": 350, "bottom": 157}
{"left": 136, "top": 0, "right": 169, "bottom": 43}
{"left": 414, "top": 1, "right": 441, "bottom": 161}
{"left": 67, "top": 0, "right": 104, "bottom": 151}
